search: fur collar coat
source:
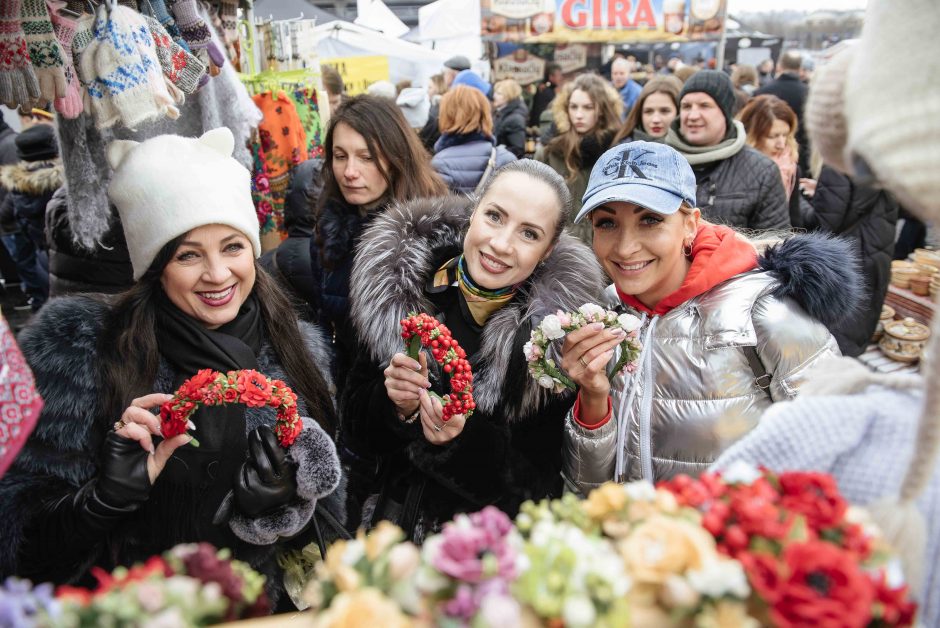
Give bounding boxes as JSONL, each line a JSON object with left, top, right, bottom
{"left": 0, "top": 296, "right": 342, "bottom": 600}
{"left": 341, "top": 195, "right": 607, "bottom": 540}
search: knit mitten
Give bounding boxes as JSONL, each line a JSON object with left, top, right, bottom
{"left": 146, "top": 0, "right": 187, "bottom": 51}
{"left": 20, "top": 0, "right": 67, "bottom": 103}
{"left": 70, "top": 10, "right": 94, "bottom": 110}
{"left": 0, "top": 0, "right": 40, "bottom": 107}
{"left": 47, "top": 1, "right": 82, "bottom": 117}
{"left": 144, "top": 14, "right": 204, "bottom": 95}
{"left": 171, "top": 0, "right": 223, "bottom": 72}
{"left": 219, "top": 0, "right": 236, "bottom": 58}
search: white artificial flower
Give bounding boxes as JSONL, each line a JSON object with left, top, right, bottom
{"left": 541, "top": 314, "right": 565, "bottom": 340}
{"left": 538, "top": 374, "right": 555, "bottom": 389}
{"left": 342, "top": 539, "right": 365, "bottom": 566}
{"left": 562, "top": 595, "right": 597, "bottom": 628}
{"left": 687, "top": 560, "right": 751, "bottom": 599}
{"left": 523, "top": 341, "right": 536, "bottom": 361}
{"left": 624, "top": 480, "right": 657, "bottom": 502}
{"left": 617, "top": 313, "right": 643, "bottom": 333}
{"left": 721, "top": 460, "right": 762, "bottom": 486}
{"left": 479, "top": 594, "right": 523, "bottom": 628}
{"left": 578, "top": 303, "right": 606, "bottom": 321}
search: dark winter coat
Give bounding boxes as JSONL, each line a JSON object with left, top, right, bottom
{"left": 431, "top": 134, "right": 516, "bottom": 195}
{"left": 0, "top": 296, "right": 343, "bottom": 601}
{"left": 755, "top": 73, "right": 809, "bottom": 169}
{"left": 493, "top": 99, "right": 528, "bottom": 158}
{"left": 45, "top": 187, "right": 133, "bottom": 297}
{"left": 419, "top": 102, "right": 441, "bottom": 154}
{"left": 341, "top": 196, "right": 607, "bottom": 541}
{"left": 0, "top": 122, "right": 18, "bottom": 235}
{"left": 800, "top": 166, "right": 899, "bottom": 356}
{"left": 260, "top": 158, "right": 323, "bottom": 315}
{"left": 0, "top": 160, "right": 62, "bottom": 252}
{"left": 666, "top": 122, "right": 790, "bottom": 230}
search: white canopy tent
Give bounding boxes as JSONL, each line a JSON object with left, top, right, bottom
{"left": 314, "top": 20, "right": 448, "bottom": 86}
{"left": 414, "top": 0, "right": 483, "bottom": 72}
{"left": 355, "top": 0, "right": 410, "bottom": 38}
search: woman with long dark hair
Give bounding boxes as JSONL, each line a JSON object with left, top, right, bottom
{"left": 535, "top": 73, "right": 622, "bottom": 245}
{"left": 0, "top": 130, "right": 341, "bottom": 607}
{"left": 613, "top": 75, "right": 682, "bottom": 144}
{"left": 305, "top": 95, "right": 447, "bottom": 393}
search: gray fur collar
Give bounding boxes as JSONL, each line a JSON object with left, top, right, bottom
{"left": 350, "top": 195, "right": 607, "bottom": 422}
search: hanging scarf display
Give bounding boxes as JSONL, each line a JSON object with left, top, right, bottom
{"left": 288, "top": 86, "right": 324, "bottom": 158}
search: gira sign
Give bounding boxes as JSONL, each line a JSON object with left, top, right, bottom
{"left": 559, "top": 0, "right": 656, "bottom": 30}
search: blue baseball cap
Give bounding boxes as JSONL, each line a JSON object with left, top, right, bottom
{"left": 575, "top": 141, "right": 697, "bottom": 223}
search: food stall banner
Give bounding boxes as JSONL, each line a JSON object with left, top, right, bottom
{"left": 493, "top": 49, "right": 546, "bottom": 84}
{"left": 320, "top": 55, "right": 390, "bottom": 95}
{"left": 481, "top": 0, "right": 726, "bottom": 43}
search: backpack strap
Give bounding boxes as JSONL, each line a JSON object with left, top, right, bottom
{"left": 743, "top": 345, "right": 772, "bottom": 398}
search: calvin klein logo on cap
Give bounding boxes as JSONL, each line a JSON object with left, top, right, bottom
{"left": 602, "top": 147, "right": 658, "bottom": 180}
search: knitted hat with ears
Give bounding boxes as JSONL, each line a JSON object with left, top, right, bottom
{"left": 804, "top": 0, "right": 940, "bottom": 594}
{"left": 107, "top": 128, "right": 262, "bottom": 280}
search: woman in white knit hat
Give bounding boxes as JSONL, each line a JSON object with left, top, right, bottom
{"left": 0, "top": 128, "right": 344, "bottom": 608}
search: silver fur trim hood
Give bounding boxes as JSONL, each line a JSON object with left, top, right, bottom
{"left": 350, "top": 195, "right": 607, "bottom": 422}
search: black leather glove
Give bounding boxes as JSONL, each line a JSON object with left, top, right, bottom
{"left": 232, "top": 426, "right": 298, "bottom": 518}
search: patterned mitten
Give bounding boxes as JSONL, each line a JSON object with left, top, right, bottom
{"left": 144, "top": 14, "right": 204, "bottom": 95}
{"left": 0, "top": 0, "right": 40, "bottom": 107}
{"left": 78, "top": 5, "right": 117, "bottom": 127}
{"left": 70, "top": 9, "right": 94, "bottom": 110}
{"left": 171, "top": 0, "right": 223, "bottom": 71}
{"left": 20, "top": 0, "right": 67, "bottom": 103}
{"left": 147, "top": 0, "right": 187, "bottom": 51}
{"left": 47, "top": 1, "right": 82, "bottom": 117}
{"left": 219, "top": 0, "right": 236, "bottom": 58}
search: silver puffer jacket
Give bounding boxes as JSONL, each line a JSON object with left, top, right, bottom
{"left": 563, "top": 233, "right": 864, "bottom": 494}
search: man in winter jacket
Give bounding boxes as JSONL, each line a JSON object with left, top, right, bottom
{"left": 665, "top": 70, "right": 790, "bottom": 230}
{"left": 611, "top": 57, "right": 641, "bottom": 117}
{"left": 755, "top": 51, "right": 810, "bottom": 171}
{"left": 0, "top": 124, "right": 61, "bottom": 312}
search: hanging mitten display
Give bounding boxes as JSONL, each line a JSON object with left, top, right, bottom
{"left": 0, "top": 0, "right": 40, "bottom": 108}
{"left": 81, "top": 3, "right": 178, "bottom": 130}
{"left": 70, "top": 9, "right": 94, "bottom": 110}
{"left": 20, "top": 0, "right": 67, "bottom": 103}
{"left": 171, "top": 0, "right": 223, "bottom": 75}
{"left": 47, "top": 1, "right": 82, "bottom": 118}
{"left": 144, "top": 14, "right": 204, "bottom": 95}
{"left": 146, "top": 0, "right": 188, "bottom": 52}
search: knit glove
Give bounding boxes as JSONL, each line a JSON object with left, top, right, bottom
{"left": 70, "top": 10, "right": 95, "bottom": 112}
{"left": 47, "top": 1, "right": 82, "bottom": 117}
{"left": 171, "top": 0, "right": 223, "bottom": 74}
{"left": 20, "top": 0, "right": 67, "bottom": 104}
{"left": 146, "top": 0, "right": 188, "bottom": 51}
{"left": 0, "top": 0, "right": 41, "bottom": 108}
{"left": 144, "top": 14, "right": 204, "bottom": 95}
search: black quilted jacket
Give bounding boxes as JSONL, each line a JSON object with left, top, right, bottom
{"left": 692, "top": 146, "right": 791, "bottom": 230}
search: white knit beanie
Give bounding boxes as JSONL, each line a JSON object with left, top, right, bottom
{"left": 107, "top": 128, "right": 262, "bottom": 280}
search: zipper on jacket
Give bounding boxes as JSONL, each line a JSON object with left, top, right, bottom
{"left": 637, "top": 316, "right": 659, "bottom": 481}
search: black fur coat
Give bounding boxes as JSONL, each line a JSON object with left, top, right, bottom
{"left": 340, "top": 196, "right": 607, "bottom": 541}
{"left": 0, "top": 296, "right": 343, "bottom": 599}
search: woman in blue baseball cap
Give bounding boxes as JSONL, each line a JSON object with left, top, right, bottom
{"left": 559, "top": 140, "right": 864, "bottom": 491}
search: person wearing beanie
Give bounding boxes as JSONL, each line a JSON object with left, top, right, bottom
{"left": 450, "top": 69, "right": 492, "bottom": 98}
{"left": 0, "top": 128, "right": 346, "bottom": 607}
{"left": 396, "top": 85, "right": 431, "bottom": 130}
{"left": 443, "top": 54, "right": 471, "bottom": 88}
{"left": 0, "top": 124, "right": 62, "bottom": 312}
{"left": 560, "top": 141, "right": 861, "bottom": 491}
{"left": 713, "top": 1, "right": 940, "bottom": 622}
{"left": 665, "top": 69, "right": 790, "bottom": 230}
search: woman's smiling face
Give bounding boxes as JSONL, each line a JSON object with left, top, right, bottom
{"left": 591, "top": 202, "right": 698, "bottom": 309}
{"left": 462, "top": 171, "right": 560, "bottom": 290}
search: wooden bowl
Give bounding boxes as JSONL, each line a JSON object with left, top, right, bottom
{"left": 880, "top": 317, "right": 930, "bottom": 363}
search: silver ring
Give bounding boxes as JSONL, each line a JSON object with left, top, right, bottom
{"left": 434, "top": 423, "right": 444, "bottom": 432}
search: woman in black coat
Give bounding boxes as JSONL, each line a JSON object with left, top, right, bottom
{"left": 341, "top": 161, "right": 606, "bottom": 541}
{"left": 799, "top": 165, "right": 899, "bottom": 356}
{"left": 0, "top": 130, "right": 342, "bottom": 607}
{"left": 492, "top": 79, "right": 529, "bottom": 158}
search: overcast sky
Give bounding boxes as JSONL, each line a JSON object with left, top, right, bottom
{"left": 728, "top": 0, "right": 867, "bottom": 13}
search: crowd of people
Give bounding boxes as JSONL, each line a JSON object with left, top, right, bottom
{"left": 0, "top": 1, "right": 938, "bottom": 621}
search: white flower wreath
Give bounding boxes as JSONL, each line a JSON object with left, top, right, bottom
{"left": 524, "top": 303, "right": 644, "bottom": 392}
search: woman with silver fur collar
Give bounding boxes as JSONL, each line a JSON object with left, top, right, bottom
{"left": 341, "top": 160, "right": 606, "bottom": 541}
{"left": 0, "top": 130, "right": 342, "bottom": 608}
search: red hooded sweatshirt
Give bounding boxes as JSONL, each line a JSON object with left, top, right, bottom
{"left": 574, "top": 223, "right": 758, "bottom": 428}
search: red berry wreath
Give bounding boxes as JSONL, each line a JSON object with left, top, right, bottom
{"left": 400, "top": 313, "right": 475, "bottom": 421}
{"left": 160, "top": 369, "right": 303, "bottom": 448}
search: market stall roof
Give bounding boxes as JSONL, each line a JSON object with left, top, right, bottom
{"left": 251, "top": 0, "right": 341, "bottom": 23}
{"left": 314, "top": 20, "right": 448, "bottom": 85}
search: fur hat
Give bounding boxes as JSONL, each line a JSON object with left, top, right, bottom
{"left": 680, "top": 70, "right": 736, "bottom": 131}
{"left": 15, "top": 124, "right": 58, "bottom": 162}
{"left": 107, "top": 128, "right": 261, "bottom": 280}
